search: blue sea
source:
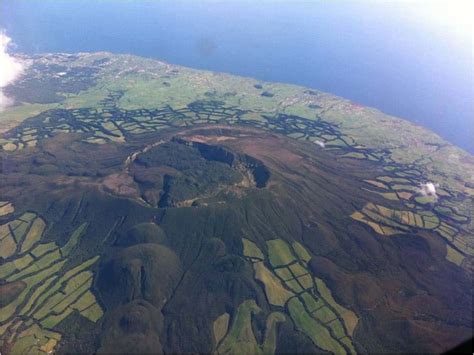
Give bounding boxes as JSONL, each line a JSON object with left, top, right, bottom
{"left": 1, "top": 1, "right": 472, "bottom": 153}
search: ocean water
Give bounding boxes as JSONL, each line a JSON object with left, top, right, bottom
{"left": 1, "top": 1, "right": 472, "bottom": 153}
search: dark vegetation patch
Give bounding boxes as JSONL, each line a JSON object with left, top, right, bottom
{"left": 204, "top": 91, "right": 216, "bottom": 97}
{"left": 187, "top": 100, "right": 226, "bottom": 111}
{"left": 0, "top": 281, "right": 26, "bottom": 307}
{"left": 55, "top": 312, "right": 102, "bottom": 354}
{"left": 465, "top": 181, "right": 474, "bottom": 188}
{"left": 275, "top": 322, "right": 323, "bottom": 354}
{"left": 115, "top": 223, "right": 167, "bottom": 247}
{"left": 98, "top": 299, "right": 165, "bottom": 353}
{"left": 190, "top": 140, "right": 270, "bottom": 188}
{"left": 98, "top": 243, "right": 182, "bottom": 309}
{"left": 92, "top": 58, "right": 110, "bottom": 66}
{"left": 160, "top": 237, "right": 265, "bottom": 353}
{"left": 5, "top": 63, "right": 99, "bottom": 104}
{"left": 261, "top": 91, "right": 274, "bottom": 98}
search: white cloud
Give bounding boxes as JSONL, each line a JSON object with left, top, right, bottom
{"left": 419, "top": 182, "right": 439, "bottom": 198}
{"left": 314, "top": 140, "right": 325, "bottom": 148}
{"left": 0, "top": 31, "right": 25, "bottom": 111}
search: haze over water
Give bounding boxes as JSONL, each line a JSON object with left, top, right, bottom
{"left": 1, "top": 0, "right": 472, "bottom": 153}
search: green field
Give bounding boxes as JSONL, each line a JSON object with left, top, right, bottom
{"left": 266, "top": 239, "right": 297, "bottom": 267}
{"left": 253, "top": 261, "right": 294, "bottom": 306}
{"left": 288, "top": 298, "right": 346, "bottom": 354}
{"left": 0, "top": 214, "right": 103, "bottom": 354}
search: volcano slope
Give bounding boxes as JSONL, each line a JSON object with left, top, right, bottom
{"left": 0, "top": 53, "right": 473, "bottom": 354}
